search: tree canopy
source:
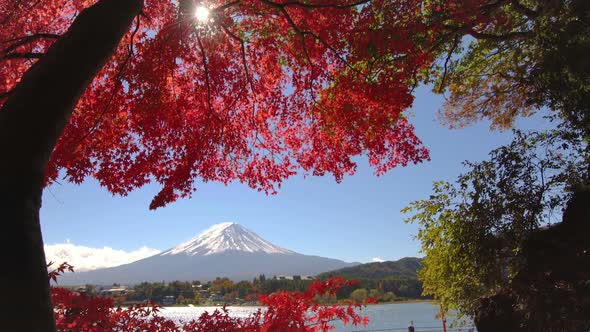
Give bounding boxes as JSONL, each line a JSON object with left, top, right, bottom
{"left": 2, "top": 0, "right": 468, "bottom": 209}
{"left": 3, "top": 0, "right": 559, "bottom": 209}
{"left": 403, "top": 128, "right": 589, "bottom": 327}
{"left": 431, "top": 0, "right": 589, "bottom": 136}
{"left": 2, "top": 0, "right": 588, "bottom": 330}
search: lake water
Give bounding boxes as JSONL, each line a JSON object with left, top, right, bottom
{"left": 159, "top": 302, "right": 477, "bottom": 331}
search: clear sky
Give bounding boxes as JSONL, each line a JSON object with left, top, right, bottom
{"left": 40, "top": 85, "right": 551, "bottom": 268}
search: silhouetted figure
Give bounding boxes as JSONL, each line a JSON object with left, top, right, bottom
{"left": 408, "top": 320, "right": 415, "bottom": 332}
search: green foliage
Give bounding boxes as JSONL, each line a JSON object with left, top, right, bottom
{"left": 128, "top": 280, "right": 197, "bottom": 303}
{"left": 403, "top": 129, "right": 589, "bottom": 319}
{"left": 433, "top": 0, "right": 590, "bottom": 138}
{"left": 528, "top": 0, "right": 590, "bottom": 137}
{"left": 403, "top": 182, "right": 494, "bottom": 317}
{"left": 126, "top": 277, "right": 314, "bottom": 305}
{"left": 381, "top": 292, "right": 398, "bottom": 302}
{"left": 210, "top": 278, "right": 235, "bottom": 295}
{"left": 350, "top": 289, "right": 368, "bottom": 303}
{"left": 192, "top": 292, "right": 203, "bottom": 304}
{"left": 258, "top": 279, "right": 312, "bottom": 294}
{"left": 313, "top": 292, "right": 339, "bottom": 305}
{"left": 234, "top": 281, "right": 253, "bottom": 299}
{"left": 318, "top": 258, "right": 426, "bottom": 300}
{"left": 318, "top": 257, "right": 422, "bottom": 279}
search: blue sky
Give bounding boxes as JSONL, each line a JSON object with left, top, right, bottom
{"left": 40, "top": 85, "right": 551, "bottom": 267}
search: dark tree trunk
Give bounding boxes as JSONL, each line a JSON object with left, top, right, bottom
{"left": 0, "top": 0, "right": 142, "bottom": 330}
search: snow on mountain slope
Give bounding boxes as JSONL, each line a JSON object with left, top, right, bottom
{"left": 56, "top": 222, "right": 357, "bottom": 284}
{"left": 161, "top": 222, "right": 293, "bottom": 256}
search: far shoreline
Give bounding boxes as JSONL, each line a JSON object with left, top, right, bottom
{"left": 158, "top": 299, "right": 435, "bottom": 308}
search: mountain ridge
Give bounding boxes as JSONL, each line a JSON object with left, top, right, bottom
{"left": 317, "top": 257, "right": 423, "bottom": 279}
{"left": 57, "top": 222, "right": 356, "bottom": 285}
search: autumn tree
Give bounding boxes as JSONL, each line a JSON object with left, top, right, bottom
{"left": 430, "top": 0, "right": 589, "bottom": 136}
{"left": 407, "top": 1, "right": 590, "bottom": 326}
{"left": 210, "top": 277, "right": 235, "bottom": 296}
{"left": 404, "top": 128, "right": 589, "bottom": 330}
{"left": 0, "top": 0, "right": 547, "bottom": 330}
{"left": 413, "top": 1, "right": 589, "bottom": 328}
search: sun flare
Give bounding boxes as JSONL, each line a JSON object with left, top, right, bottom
{"left": 195, "top": 6, "right": 210, "bottom": 23}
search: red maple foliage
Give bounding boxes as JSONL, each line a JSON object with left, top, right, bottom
{"left": 1, "top": 1, "right": 513, "bottom": 329}
{"left": 0, "top": 0, "right": 448, "bottom": 209}
{"left": 49, "top": 263, "right": 371, "bottom": 332}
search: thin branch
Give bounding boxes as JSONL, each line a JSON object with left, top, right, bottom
{"left": 221, "top": 82, "right": 248, "bottom": 115}
{"left": 510, "top": 0, "right": 539, "bottom": 18}
{"left": 269, "top": 0, "right": 370, "bottom": 9}
{"left": 261, "top": 0, "right": 362, "bottom": 76}
{"left": 437, "top": 35, "right": 459, "bottom": 93}
{"left": 467, "top": 28, "right": 532, "bottom": 41}
{"left": 0, "top": 90, "right": 12, "bottom": 100}
{"left": 2, "top": 33, "right": 60, "bottom": 50}
{"left": 2, "top": 34, "right": 60, "bottom": 60}
{"left": 218, "top": 23, "right": 262, "bottom": 131}
{"left": 214, "top": 0, "right": 242, "bottom": 11}
{"left": 46, "top": 186, "right": 64, "bottom": 205}
{"left": 479, "top": 0, "right": 510, "bottom": 15}
{"left": 3, "top": 52, "right": 44, "bottom": 59}
{"left": 219, "top": 24, "right": 256, "bottom": 96}
{"left": 195, "top": 33, "right": 213, "bottom": 114}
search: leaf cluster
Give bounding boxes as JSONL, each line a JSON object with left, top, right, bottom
{"left": 432, "top": 0, "right": 590, "bottom": 137}
{"left": 403, "top": 128, "right": 588, "bottom": 319}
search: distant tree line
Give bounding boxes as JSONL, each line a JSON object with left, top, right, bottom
{"left": 331, "top": 276, "right": 426, "bottom": 301}
{"left": 108, "top": 273, "right": 426, "bottom": 305}
{"left": 122, "top": 275, "right": 316, "bottom": 305}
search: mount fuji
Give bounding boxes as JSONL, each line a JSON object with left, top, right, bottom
{"left": 57, "top": 222, "right": 357, "bottom": 285}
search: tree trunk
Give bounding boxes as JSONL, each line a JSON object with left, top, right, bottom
{"left": 0, "top": 0, "right": 142, "bottom": 330}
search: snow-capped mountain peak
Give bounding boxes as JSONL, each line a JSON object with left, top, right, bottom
{"left": 56, "top": 222, "right": 357, "bottom": 284}
{"left": 161, "top": 222, "right": 293, "bottom": 256}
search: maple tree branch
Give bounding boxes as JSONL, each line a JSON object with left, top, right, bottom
{"left": 432, "top": 0, "right": 533, "bottom": 44}
{"left": 441, "top": 21, "right": 532, "bottom": 43}
{"left": 219, "top": 24, "right": 256, "bottom": 96}
{"left": 1, "top": 32, "right": 59, "bottom": 63}
{"left": 438, "top": 35, "right": 460, "bottom": 93}
{"left": 0, "top": 90, "right": 12, "bottom": 100}
{"left": 467, "top": 29, "right": 532, "bottom": 41}
{"left": 261, "top": 0, "right": 361, "bottom": 76}
{"left": 195, "top": 33, "right": 213, "bottom": 115}
{"left": 479, "top": 0, "right": 510, "bottom": 15}
{"left": 222, "top": 83, "right": 248, "bottom": 115}
{"left": 218, "top": 22, "right": 260, "bottom": 133}
{"left": 262, "top": 0, "right": 369, "bottom": 9}
{"left": 299, "top": 37, "right": 318, "bottom": 101}
{"left": 3, "top": 52, "right": 45, "bottom": 59}
{"left": 2, "top": 33, "right": 60, "bottom": 54}
{"left": 215, "top": 0, "right": 241, "bottom": 11}
{"left": 510, "top": 0, "right": 539, "bottom": 18}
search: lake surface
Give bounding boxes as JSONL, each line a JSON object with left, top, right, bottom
{"left": 159, "top": 302, "right": 477, "bottom": 331}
